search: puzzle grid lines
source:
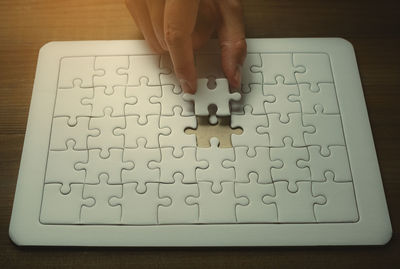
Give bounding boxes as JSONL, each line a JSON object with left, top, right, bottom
{"left": 41, "top": 52, "right": 359, "bottom": 225}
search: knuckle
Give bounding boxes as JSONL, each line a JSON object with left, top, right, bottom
{"left": 164, "top": 25, "right": 188, "bottom": 46}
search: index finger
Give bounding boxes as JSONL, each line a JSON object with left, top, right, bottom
{"left": 164, "top": 0, "right": 199, "bottom": 93}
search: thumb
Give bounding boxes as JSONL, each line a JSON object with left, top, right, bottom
{"left": 216, "top": 0, "right": 247, "bottom": 90}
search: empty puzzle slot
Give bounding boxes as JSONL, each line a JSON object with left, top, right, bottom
{"left": 185, "top": 116, "right": 243, "bottom": 148}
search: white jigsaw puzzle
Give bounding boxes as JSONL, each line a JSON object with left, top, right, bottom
{"left": 10, "top": 39, "right": 391, "bottom": 247}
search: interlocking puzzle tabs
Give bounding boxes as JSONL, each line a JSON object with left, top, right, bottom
{"left": 41, "top": 52, "right": 358, "bottom": 225}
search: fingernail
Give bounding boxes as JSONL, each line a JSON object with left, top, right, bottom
{"left": 180, "top": 79, "right": 195, "bottom": 94}
{"left": 234, "top": 65, "right": 242, "bottom": 88}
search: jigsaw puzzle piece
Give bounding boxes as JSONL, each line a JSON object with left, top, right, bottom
{"left": 75, "top": 148, "right": 134, "bottom": 184}
{"left": 58, "top": 56, "right": 104, "bottom": 88}
{"left": 297, "top": 145, "right": 352, "bottom": 182}
{"left": 109, "top": 182, "right": 171, "bottom": 224}
{"left": 93, "top": 56, "right": 129, "bottom": 93}
{"left": 231, "top": 105, "right": 270, "bottom": 156}
{"left": 150, "top": 84, "right": 194, "bottom": 116}
{"left": 222, "top": 146, "right": 282, "bottom": 183}
{"left": 125, "top": 78, "right": 162, "bottom": 124}
{"left": 118, "top": 55, "right": 168, "bottom": 86}
{"left": 251, "top": 53, "right": 305, "bottom": 84}
{"left": 40, "top": 183, "right": 94, "bottom": 224}
{"left": 196, "top": 137, "right": 235, "bottom": 193}
{"left": 262, "top": 181, "right": 326, "bottom": 223}
{"left": 241, "top": 53, "right": 263, "bottom": 92}
{"left": 231, "top": 84, "right": 275, "bottom": 115}
{"left": 158, "top": 173, "right": 199, "bottom": 224}
{"left": 114, "top": 115, "right": 170, "bottom": 149}
{"left": 312, "top": 171, "right": 359, "bottom": 222}
{"left": 186, "top": 182, "right": 248, "bottom": 223}
{"left": 293, "top": 53, "right": 334, "bottom": 91}
{"left": 159, "top": 107, "right": 197, "bottom": 157}
{"left": 235, "top": 174, "right": 277, "bottom": 222}
{"left": 182, "top": 78, "right": 241, "bottom": 116}
{"left": 257, "top": 113, "right": 315, "bottom": 147}
{"left": 148, "top": 147, "right": 208, "bottom": 184}
{"left": 288, "top": 83, "right": 339, "bottom": 114}
{"left": 87, "top": 108, "right": 125, "bottom": 158}
{"left": 54, "top": 80, "right": 93, "bottom": 126}
{"left": 303, "top": 104, "right": 345, "bottom": 156}
{"left": 263, "top": 77, "right": 301, "bottom": 122}
{"left": 121, "top": 138, "right": 161, "bottom": 193}
{"left": 270, "top": 137, "right": 311, "bottom": 192}
{"left": 50, "top": 117, "right": 99, "bottom": 150}
{"left": 45, "top": 140, "right": 87, "bottom": 194}
{"left": 81, "top": 85, "right": 137, "bottom": 117}
{"left": 195, "top": 54, "right": 224, "bottom": 78}
{"left": 81, "top": 173, "right": 122, "bottom": 224}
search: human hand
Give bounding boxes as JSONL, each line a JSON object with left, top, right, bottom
{"left": 125, "top": 0, "right": 247, "bottom": 93}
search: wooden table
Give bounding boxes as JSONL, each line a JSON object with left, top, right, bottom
{"left": 0, "top": 0, "right": 399, "bottom": 267}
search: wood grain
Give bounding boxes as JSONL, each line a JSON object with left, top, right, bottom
{"left": 0, "top": 0, "right": 399, "bottom": 268}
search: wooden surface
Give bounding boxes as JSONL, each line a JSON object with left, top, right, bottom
{"left": 0, "top": 0, "right": 399, "bottom": 268}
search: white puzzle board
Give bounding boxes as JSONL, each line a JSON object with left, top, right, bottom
{"left": 9, "top": 39, "right": 392, "bottom": 246}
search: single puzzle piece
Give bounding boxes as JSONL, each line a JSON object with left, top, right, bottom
{"left": 118, "top": 55, "right": 168, "bottom": 86}
{"left": 125, "top": 77, "right": 162, "bottom": 124}
{"left": 40, "top": 183, "right": 95, "bottom": 224}
{"left": 251, "top": 53, "right": 305, "bottom": 84}
{"left": 114, "top": 114, "right": 170, "bottom": 149}
{"left": 159, "top": 106, "right": 197, "bottom": 157}
{"left": 186, "top": 181, "right": 248, "bottom": 223}
{"left": 81, "top": 85, "right": 137, "bottom": 117}
{"left": 241, "top": 53, "right": 263, "bottom": 92}
{"left": 182, "top": 78, "right": 241, "bottom": 116}
{"left": 257, "top": 113, "right": 315, "bottom": 147}
{"left": 150, "top": 84, "right": 194, "bottom": 116}
{"left": 58, "top": 56, "right": 104, "bottom": 88}
{"left": 93, "top": 56, "right": 129, "bottom": 93}
{"left": 231, "top": 105, "right": 270, "bottom": 156}
{"left": 195, "top": 53, "right": 225, "bottom": 78}
{"left": 45, "top": 140, "right": 87, "bottom": 194}
{"left": 270, "top": 137, "right": 310, "bottom": 193}
{"left": 303, "top": 104, "right": 345, "bottom": 156}
{"left": 148, "top": 147, "right": 208, "bottom": 184}
{"left": 262, "top": 181, "right": 326, "bottom": 223}
{"left": 54, "top": 79, "right": 93, "bottom": 126}
{"left": 263, "top": 76, "right": 301, "bottom": 122}
{"left": 109, "top": 182, "right": 171, "bottom": 225}
{"left": 196, "top": 137, "right": 235, "bottom": 193}
{"left": 297, "top": 145, "right": 352, "bottom": 182}
{"left": 235, "top": 174, "right": 277, "bottom": 222}
{"left": 312, "top": 171, "right": 359, "bottom": 222}
{"left": 121, "top": 138, "right": 161, "bottom": 193}
{"left": 81, "top": 173, "right": 123, "bottom": 224}
{"left": 158, "top": 173, "right": 199, "bottom": 224}
{"left": 231, "top": 84, "right": 275, "bottom": 115}
{"left": 87, "top": 108, "right": 125, "bottom": 158}
{"left": 75, "top": 148, "right": 134, "bottom": 184}
{"left": 293, "top": 53, "right": 334, "bottom": 91}
{"left": 222, "top": 146, "right": 282, "bottom": 183}
{"left": 50, "top": 117, "right": 99, "bottom": 150}
{"left": 288, "top": 83, "right": 339, "bottom": 114}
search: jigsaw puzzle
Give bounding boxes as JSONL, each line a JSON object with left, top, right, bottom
{"left": 10, "top": 39, "right": 392, "bottom": 246}
{"left": 39, "top": 51, "right": 361, "bottom": 225}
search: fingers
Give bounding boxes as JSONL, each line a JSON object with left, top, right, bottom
{"left": 215, "top": 0, "right": 247, "bottom": 89}
{"left": 164, "top": 0, "right": 200, "bottom": 93}
{"left": 146, "top": 0, "right": 167, "bottom": 50}
{"left": 125, "top": 0, "right": 164, "bottom": 53}
{"left": 192, "top": 0, "right": 217, "bottom": 50}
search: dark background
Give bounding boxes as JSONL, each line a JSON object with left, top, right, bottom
{"left": 0, "top": 0, "right": 399, "bottom": 268}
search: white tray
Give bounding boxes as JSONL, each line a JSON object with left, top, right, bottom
{"left": 9, "top": 38, "right": 392, "bottom": 246}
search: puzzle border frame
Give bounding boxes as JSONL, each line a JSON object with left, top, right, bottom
{"left": 9, "top": 39, "right": 392, "bottom": 246}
